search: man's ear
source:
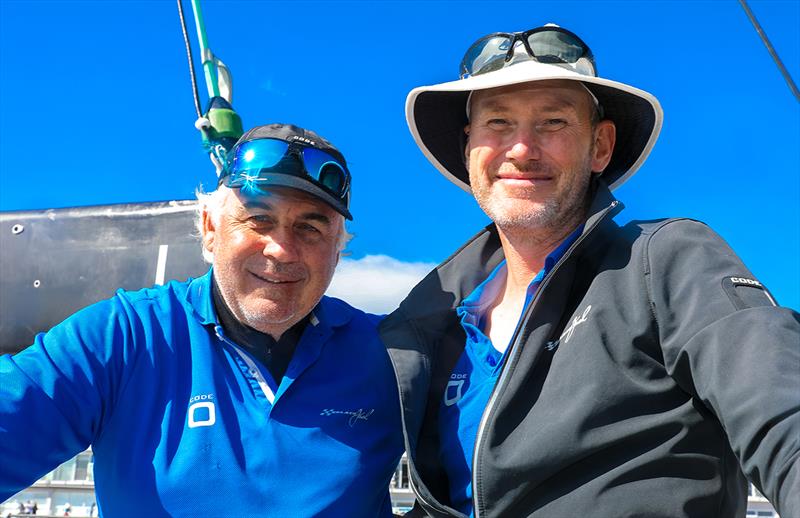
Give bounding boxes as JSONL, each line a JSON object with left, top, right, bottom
{"left": 201, "top": 206, "right": 216, "bottom": 255}
{"left": 591, "top": 120, "right": 616, "bottom": 174}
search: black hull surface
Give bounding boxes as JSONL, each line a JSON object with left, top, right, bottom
{"left": 0, "top": 200, "right": 208, "bottom": 355}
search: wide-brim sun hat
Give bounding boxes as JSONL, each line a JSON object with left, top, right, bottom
{"left": 406, "top": 55, "right": 663, "bottom": 192}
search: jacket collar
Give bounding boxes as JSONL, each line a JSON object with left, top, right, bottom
{"left": 583, "top": 177, "right": 624, "bottom": 234}
{"left": 391, "top": 178, "right": 622, "bottom": 323}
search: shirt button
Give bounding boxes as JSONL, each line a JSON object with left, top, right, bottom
{"left": 487, "top": 356, "right": 496, "bottom": 367}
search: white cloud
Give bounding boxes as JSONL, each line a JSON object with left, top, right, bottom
{"left": 326, "top": 254, "right": 436, "bottom": 314}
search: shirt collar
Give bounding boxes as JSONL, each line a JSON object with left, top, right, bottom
{"left": 528, "top": 225, "right": 584, "bottom": 290}
{"left": 186, "top": 268, "right": 217, "bottom": 326}
{"left": 310, "top": 296, "right": 353, "bottom": 330}
{"left": 458, "top": 224, "right": 584, "bottom": 318}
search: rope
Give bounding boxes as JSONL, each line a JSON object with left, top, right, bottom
{"left": 177, "top": 0, "right": 203, "bottom": 117}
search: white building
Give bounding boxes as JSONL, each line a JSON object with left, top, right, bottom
{"left": 1, "top": 449, "right": 96, "bottom": 517}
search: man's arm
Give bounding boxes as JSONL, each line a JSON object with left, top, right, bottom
{"left": 646, "top": 218, "right": 799, "bottom": 515}
{"left": 0, "top": 297, "right": 129, "bottom": 498}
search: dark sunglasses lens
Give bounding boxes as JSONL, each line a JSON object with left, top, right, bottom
{"left": 302, "top": 147, "right": 348, "bottom": 197}
{"left": 527, "top": 30, "right": 586, "bottom": 64}
{"left": 462, "top": 35, "right": 513, "bottom": 77}
{"left": 229, "top": 139, "right": 289, "bottom": 175}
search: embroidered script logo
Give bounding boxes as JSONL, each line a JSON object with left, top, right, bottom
{"left": 546, "top": 305, "right": 593, "bottom": 350}
{"left": 560, "top": 305, "right": 592, "bottom": 344}
{"left": 320, "top": 408, "right": 375, "bottom": 427}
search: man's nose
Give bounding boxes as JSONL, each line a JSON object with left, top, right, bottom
{"left": 261, "top": 227, "right": 299, "bottom": 262}
{"left": 505, "top": 128, "right": 541, "bottom": 162}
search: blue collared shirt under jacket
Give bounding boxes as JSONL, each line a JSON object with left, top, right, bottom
{"left": 0, "top": 270, "right": 404, "bottom": 517}
{"left": 439, "top": 228, "right": 581, "bottom": 516}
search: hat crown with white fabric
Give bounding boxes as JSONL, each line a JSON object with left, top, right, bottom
{"left": 406, "top": 24, "right": 664, "bottom": 192}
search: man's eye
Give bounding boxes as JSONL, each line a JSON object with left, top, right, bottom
{"left": 249, "top": 215, "right": 272, "bottom": 224}
{"left": 297, "top": 223, "right": 321, "bottom": 234}
{"left": 539, "top": 119, "right": 567, "bottom": 131}
{"left": 487, "top": 118, "right": 510, "bottom": 127}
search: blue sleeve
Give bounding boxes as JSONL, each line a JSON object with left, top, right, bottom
{"left": 0, "top": 295, "right": 134, "bottom": 499}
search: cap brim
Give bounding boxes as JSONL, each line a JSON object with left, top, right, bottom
{"left": 237, "top": 173, "right": 352, "bottom": 220}
{"left": 406, "top": 60, "right": 663, "bottom": 192}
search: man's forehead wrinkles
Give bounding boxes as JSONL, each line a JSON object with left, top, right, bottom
{"left": 241, "top": 200, "right": 272, "bottom": 211}
{"left": 474, "top": 99, "right": 580, "bottom": 119}
{"left": 474, "top": 88, "right": 585, "bottom": 115}
{"left": 236, "top": 190, "right": 327, "bottom": 211}
{"left": 232, "top": 196, "right": 334, "bottom": 225}
{"left": 476, "top": 98, "right": 512, "bottom": 112}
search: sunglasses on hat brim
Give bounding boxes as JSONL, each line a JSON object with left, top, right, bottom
{"left": 459, "top": 26, "right": 597, "bottom": 79}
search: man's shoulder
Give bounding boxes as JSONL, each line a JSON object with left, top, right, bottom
{"left": 611, "top": 217, "right": 721, "bottom": 244}
{"left": 58, "top": 278, "right": 196, "bottom": 328}
{"left": 316, "top": 297, "right": 391, "bottom": 362}
{"left": 98, "top": 277, "right": 208, "bottom": 329}
{"left": 116, "top": 277, "right": 195, "bottom": 307}
{"left": 584, "top": 218, "right": 731, "bottom": 269}
{"left": 619, "top": 217, "right": 734, "bottom": 250}
{"left": 623, "top": 216, "right": 705, "bottom": 231}
{"left": 318, "top": 295, "right": 383, "bottom": 329}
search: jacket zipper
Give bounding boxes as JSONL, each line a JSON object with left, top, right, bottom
{"left": 406, "top": 465, "right": 445, "bottom": 517}
{"left": 471, "top": 201, "right": 618, "bottom": 518}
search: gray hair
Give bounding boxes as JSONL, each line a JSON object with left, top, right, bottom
{"left": 194, "top": 185, "right": 352, "bottom": 263}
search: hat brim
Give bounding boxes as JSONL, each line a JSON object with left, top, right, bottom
{"left": 237, "top": 173, "right": 352, "bottom": 220}
{"left": 406, "top": 60, "right": 663, "bottom": 192}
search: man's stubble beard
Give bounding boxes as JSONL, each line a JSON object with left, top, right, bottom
{"left": 473, "top": 154, "right": 595, "bottom": 237}
{"left": 215, "top": 258, "right": 307, "bottom": 333}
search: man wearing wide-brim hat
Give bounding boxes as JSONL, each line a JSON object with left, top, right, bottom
{"left": 380, "top": 24, "right": 799, "bottom": 518}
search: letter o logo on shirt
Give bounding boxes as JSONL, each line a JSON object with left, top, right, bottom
{"left": 444, "top": 380, "right": 465, "bottom": 407}
{"left": 188, "top": 401, "right": 216, "bottom": 428}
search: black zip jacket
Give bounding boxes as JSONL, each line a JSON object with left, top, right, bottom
{"left": 380, "top": 182, "right": 800, "bottom": 518}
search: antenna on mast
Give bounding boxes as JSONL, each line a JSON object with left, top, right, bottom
{"left": 177, "top": 0, "right": 244, "bottom": 176}
{"left": 739, "top": 0, "right": 799, "bottom": 103}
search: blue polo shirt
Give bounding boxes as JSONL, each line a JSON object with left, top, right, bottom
{"left": 439, "top": 228, "right": 581, "bottom": 516}
{"left": 0, "top": 269, "right": 404, "bottom": 517}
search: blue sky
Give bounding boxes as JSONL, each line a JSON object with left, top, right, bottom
{"left": 1, "top": 0, "right": 798, "bottom": 310}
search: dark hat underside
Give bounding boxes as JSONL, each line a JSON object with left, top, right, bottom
{"left": 238, "top": 173, "right": 352, "bottom": 220}
{"left": 413, "top": 83, "right": 657, "bottom": 190}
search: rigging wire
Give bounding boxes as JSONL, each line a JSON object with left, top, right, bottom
{"left": 177, "top": 0, "right": 203, "bottom": 118}
{"left": 739, "top": 0, "right": 799, "bottom": 103}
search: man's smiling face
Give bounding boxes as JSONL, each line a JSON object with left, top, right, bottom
{"left": 202, "top": 185, "right": 341, "bottom": 338}
{"left": 465, "top": 79, "right": 615, "bottom": 234}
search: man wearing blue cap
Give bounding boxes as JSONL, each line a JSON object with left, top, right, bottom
{"left": 381, "top": 24, "right": 799, "bottom": 517}
{"left": 0, "top": 123, "right": 404, "bottom": 517}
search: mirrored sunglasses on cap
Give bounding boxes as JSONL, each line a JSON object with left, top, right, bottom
{"left": 459, "top": 25, "right": 597, "bottom": 79}
{"left": 221, "top": 137, "right": 351, "bottom": 202}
